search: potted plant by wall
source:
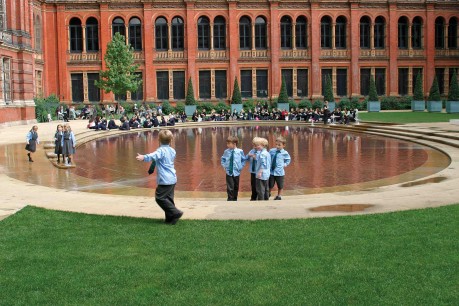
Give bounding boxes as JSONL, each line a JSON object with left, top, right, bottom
{"left": 446, "top": 70, "right": 459, "bottom": 113}
{"left": 324, "top": 74, "right": 335, "bottom": 111}
{"left": 411, "top": 73, "right": 425, "bottom": 112}
{"left": 277, "top": 78, "right": 290, "bottom": 112}
{"left": 231, "top": 77, "right": 243, "bottom": 113}
{"left": 185, "top": 77, "right": 197, "bottom": 116}
{"left": 367, "top": 75, "right": 380, "bottom": 112}
{"left": 427, "top": 75, "right": 442, "bottom": 112}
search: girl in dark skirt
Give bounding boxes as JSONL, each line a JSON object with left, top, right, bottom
{"left": 25, "top": 125, "right": 39, "bottom": 162}
{"left": 62, "top": 124, "right": 76, "bottom": 165}
{"left": 54, "top": 124, "right": 64, "bottom": 163}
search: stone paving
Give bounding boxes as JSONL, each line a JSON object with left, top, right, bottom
{"left": 0, "top": 119, "right": 458, "bottom": 221}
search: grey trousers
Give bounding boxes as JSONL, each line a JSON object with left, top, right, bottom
{"left": 226, "top": 174, "right": 240, "bottom": 201}
{"left": 256, "top": 178, "right": 269, "bottom": 200}
{"left": 155, "top": 184, "right": 181, "bottom": 219}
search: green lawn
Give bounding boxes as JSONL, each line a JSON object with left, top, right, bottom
{"left": 359, "top": 111, "right": 459, "bottom": 123}
{"left": 1, "top": 206, "right": 458, "bottom": 305}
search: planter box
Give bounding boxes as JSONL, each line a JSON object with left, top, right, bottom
{"left": 231, "top": 104, "right": 243, "bottom": 113}
{"left": 427, "top": 101, "right": 442, "bottom": 112}
{"left": 327, "top": 102, "right": 336, "bottom": 112}
{"left": 367, "top": 101, "right": 380, "bottom": 112}
{"left": 446, "top": 101, "right": 459, "bottom": 113}
{"left": 411, "top": 100, "right": 425, "bottom": 112}
{"left": 277, "top": 103, "right": 290, "bottom": 111}
{"left": 185, "top": 105, "right": 197, "bottom": 116}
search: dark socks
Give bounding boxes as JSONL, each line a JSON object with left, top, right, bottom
{"left": 27, "top": 153, "right": 33, "bottom": 162}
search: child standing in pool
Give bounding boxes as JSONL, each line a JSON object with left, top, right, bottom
{"left": 25, "top": 125, "right": 39, "bottom": 162}
{"left": 62, "top": 124, "right": 76, "bottom": 165}
{"left": 54, "top": 124, "right": 64, "bottom": 164}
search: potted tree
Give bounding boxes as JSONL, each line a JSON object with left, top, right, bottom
{"left": 367, "top": 75, "right": 380, "bottom": 112}
{"left": 411, "top": 73, "right": 425, "bottom": 112}
{"left": 277, "top": 78, "right": 290, "bottom": 112}
{"left": 185, "top": 77, "right": 197, "bottom": 116}
{"left": 324, "top": 74, "right": 335, "bottom": 111}
{"left": 427, "top": 75, "right": 442, "bottom": 112}
{"left": 231, "top": 77, "right": 243, "bottom": 113}
{"left": 446, "top": 70, "right": 459, "bottom": 113}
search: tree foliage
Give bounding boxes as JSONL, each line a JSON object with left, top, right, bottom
{"left": 278, "top": 78, "right": 289, "bottom": 104}
{"left": 324, "top": 74, "right": 334, "bottom": 103}
{"left": 96, "top": 32, "right": 142, "bottom": 98}
{"left": 231, "top": 77, "right": 242, "bottom": 104}
{"left": 34, "top": 94, "right": 60, "bottom": 122}
{"left": 413, "top": 73, "right": 424, "bottom": 100}
{"left": 428, "top": 75, "right": 441, "bottom": 101}
{"left": 448, "top": 70, "right": 459, "bottom": 101}
{"left": 368, "top": 75, "right": 379, "bottom": 101}
{"left": 185, "top": 77, "right": 196, "bottom": 105}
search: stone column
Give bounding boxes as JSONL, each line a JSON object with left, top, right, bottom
{"left": 292, "top": 23, "right": 296, "bottom": 51}
{"left": 350, "top": 2, "right": 360, "bottom": 97}
{"left": 143, "top": 3, "right": 155, "bottom": 101}
{"left": 425, "top": 3, "right": 435, "bottom": 89}
{"left": 310, "top": 1, "right": 321, "bottom": 99}
{"left": 227, "top": 0, "right": 239, "bottom": 97}
{"left": 388, "top": 2, "right": 398, "bottom": 96}
{"left": 82, "top": 25, "right": 86, "bottom": 53}
{"left": 269, "top": 0, "right": 280, "bottom": 98}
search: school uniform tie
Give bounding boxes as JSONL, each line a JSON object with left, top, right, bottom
{"left": 229, "top": 150, "right": 234, "bottom": 175}
{"left": 271, "top": 150, "right": 280, "bottom": 171}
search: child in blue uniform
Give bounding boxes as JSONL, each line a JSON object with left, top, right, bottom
{"left": 269, "top": 136, "right": 291, "bottom": 200}
{"left": 136, "top": 130, "right": 183, "bottom": 225}
{"left": 246, "top": 137, "right": 261, "bottom": 201}
{"left": 221, "top": 135, "right": 246, "bottom": 201}
{"left": 54, "top": 124, "right": 64, "bottom": 163}
{"left": 253, "top": 137, "right": 271, "bottom": 201}
{"left": 25, "top": 125, "right": 39, "bottom": 162}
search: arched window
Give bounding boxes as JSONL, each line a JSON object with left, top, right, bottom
{"left": 255, "top": 16, "right": 267, "bottom": 49}
{"left": 197, "top": 16, "right": 210, "bottom": 50}
{"left": 155, "top": 17, "right": 168, "bottom": 51}
{"left": 449, "top": 17, "right": 458, "bottom": 49}
{"left": 374, "top": 16, "right": 385, "bottom": 49}
{"left": 34, "top": 15, "right": 42, "bottom": 51}
{"left": 213, "top": 16, "right": 226, "bottom": 50}
{"left": 412, "top": 17, "right": 423, "bottom": 49}
{"left": 86, "top": 17, "right": 99, "bottom": 52}
{"left": 239, "top": 16, "right": 251, "bottom": 50}
{"left": 69, "top": 17, "right": 83, "bottom": 52}
{"left": 112, "top": 17, "right": 125, "bottom": 37}
{"left": 335, "top": 16, "right": 347, "bottom": 49}
{"left": 296, "top": 16, "right": 307, "bottom": 49}
{"left": 435, "top": 17, "right": 445, "bottom": 49}
{"left": 129, "top": 17, "right": 142, "bottom": 51}
{"left": 398, "top": 16, "right": 408, "bottom": 49}
{"left": 321, "top": 16, "right": 332, "bottom": 48}
{"left": 360, "top": 16, "right": 370, "bottom": 49}
{"left": 281, "top": 16, "right": 292, "bottom": 49}
{"left": 172, "top": 17, "right": 184, "bottom": 50}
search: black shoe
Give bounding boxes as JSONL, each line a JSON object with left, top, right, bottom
{"left": 274, "top": 196, "right": 282, "bottom": 200}
{"left": 166, "top": 211, "right": 183, "bottom": 225}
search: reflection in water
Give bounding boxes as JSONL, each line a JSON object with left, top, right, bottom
{"left": 74, "top": 126, "right": 438, "bottom": 193}
{"left": 0, "top": 126, "right": 450, "bottom": 198}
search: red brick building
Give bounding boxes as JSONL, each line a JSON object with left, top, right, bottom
{"left": 1, "top": 0, "right": 459, "bottom": 122}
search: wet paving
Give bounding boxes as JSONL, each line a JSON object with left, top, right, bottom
{"left": 0, "top": 125, "right": 451, "bottom": 198}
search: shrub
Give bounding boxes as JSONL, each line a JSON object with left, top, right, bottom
{"left": 350, "top": 97, "right": 360, "bottom": 110}
{"left": 161, "top": 100, "right": 173, "bottom": 115}
{"left": 380, "top": 96, "right": 398, "bottom": 110}
{"left": 174, "top": 102, "right": 185, "bottom": 114}
{"left": 34, "top": 94, "right": 60, "bottom": 122}
{"left": 243, "top": 99, "right": 255, "bottom": 111}
{"left": 360, "top": 98, "right": 368, "bottom": 111}
{"left": 413, "top": 73, "right": 424, "bottom": 100}
{"left": 231, "top": 78, "right": 242, "bottom": 104}
{"left": 278, "top": 78, "right": 289, "bottom": 104}
{"left": 298, "top": 99, "right": 312, "bottom": 109}
{"left": 197, "top": 102, "right": 214, "bottom": 113}
{"left": 185, "top": 77, "right": 196, "bottom": 105}
{"left": 289, "top": 100, "right": 298, "bottom": 110}
{"left": 448, "top": 70, "right": 459, "bottom": 101}
{"left": 398, "top": 96, "right": 412, "bottom": 110}
{"left": 324, "top": 74, "right": 334, "bottom": 103}
{"left": 312, "top": 100, "right": 323, "bottom": 109}
{"left": 339, "top": 98, "right": 351, "bottom": 110}
{"left": 368, "top": 75, "right": 378, "bottom": 101}
{"left": 428, "top": 76, "right": 441, "bottom": 101}
{"left": 120, "top": 101, "right": 133, "bottom": 114}
{"left": 215, "top": 101, "right": 230, "bottom": 113}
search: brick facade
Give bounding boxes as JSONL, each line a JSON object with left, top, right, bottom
{"left": 1, "top": 0, "right": 459, "bottom": 122}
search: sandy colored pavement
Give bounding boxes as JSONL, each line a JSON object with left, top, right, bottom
{"left": 1, "top": 119, "right": 458, "bottom": 221}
